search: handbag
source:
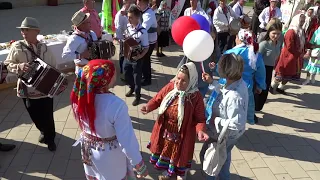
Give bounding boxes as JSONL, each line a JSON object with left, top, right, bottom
{"left": 202, "top": 116, "right": 231, "bottom": 176}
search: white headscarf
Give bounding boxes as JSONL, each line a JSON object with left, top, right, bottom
{"left": 288, "top": 13, "right": 306, "bottom": 52}
{"left": 158, "top": 62, "right": 198, "bottom": 132}
{"left": 233, "top": 29, "right": 259, "bottom": 70}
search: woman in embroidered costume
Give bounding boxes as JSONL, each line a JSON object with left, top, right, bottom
{"left": 71, "top": 59, "right": 148, "bottom": 180}
{"left": 224, "top": 29, "right": 266, "bottom": 124}
{"left": 271, "top": 14, "right": 306, "bottom": 94}
{"left": 140, "top": 62, "right": 209, "bottom": 180}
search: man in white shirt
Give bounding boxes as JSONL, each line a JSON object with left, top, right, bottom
{"left": 227, "top": 0, "right": 246, "bottom": 49}
{"left": 114, "top": 0, "right": 131, "bottom": 77}
{"left": 258, "top": 0, "right": 282, "bottom": 32}
{"left": 213, "top": 0, "right": 238, "bottom": 54}
{"left": 123, "top": 5, "right": 149, "bottom": 106}
{"left": 137, "top": 0, "right": 158, "bottom": 86}
{"left": 62, "top": 10, "right": 98, "bottom": 74}
{"left": 184, "top": 0, "right": 211, "bottom": 24}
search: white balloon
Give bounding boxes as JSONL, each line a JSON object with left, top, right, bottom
{"left": 182, "top": 30, "right": 214, "bottom": 62}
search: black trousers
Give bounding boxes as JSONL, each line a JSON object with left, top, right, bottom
{"left": 119, "top": 42, "right": 124, "bottom": 74}
{"left": 119, "top": 56, "right": 124, "bottom": 74}
{"left": 251, "top": 13, "right": 260, "bottom": 35}
{"left": 23, "top": 97, "right": 56, "bottom": 143}
{"left": 217, "top": 32, "right": 229, "bottom": 54}
{"left": 142, "top": 43, "right": 156, "bottom": 83}
{"left": 254, "top": 65, "right": 273, "bottom": 111}
{"left": 124, "top": 59, "right": 143, "bottom": 98}
{"left": 227, "top": 35, "right": 236, "bottom": 50}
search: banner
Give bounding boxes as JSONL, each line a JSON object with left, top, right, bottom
{"left": 281, "top": 0, "right": 305, "bottom": 30}
{"left": 101, "top": 0, "right": 120, "bottom": 34}
{"left": 169, "top": 0, "right": 186, "bottom": 27}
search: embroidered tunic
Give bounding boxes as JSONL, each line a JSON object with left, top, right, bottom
{"left": 74, "top": 94, "right": 142, "bottom": 180}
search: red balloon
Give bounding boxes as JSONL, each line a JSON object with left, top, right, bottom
{"left": 171, "top": 16, "right": 201, "bottom": 46}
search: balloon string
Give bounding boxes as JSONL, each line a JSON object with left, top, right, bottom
{"left": 200, "top": 61, "right": 205, "bottom": 73}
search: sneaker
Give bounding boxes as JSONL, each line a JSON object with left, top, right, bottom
{"left": 125, "top": 89, "right": 134, "bottom": 97}
{"left": 160, "top": 53, "right": 166, "bottom": 57}
{"left": 132, "top": 97, "right": 140, "bottom": 106}
{"left": 47, "top": 142, "right": 57, "bottom": 151}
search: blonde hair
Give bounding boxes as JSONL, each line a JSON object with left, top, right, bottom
{"left": 266, "top": 18, "right": 282, "bottom": 30}
{"left": 218, "top": 54, "right": 244, "bottom": 81}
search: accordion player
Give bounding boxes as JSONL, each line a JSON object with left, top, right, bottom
{"left": 121, "top": 27, "right": 146, "bottom": 61}
{"left": 87, "top": 40, "right": 116, "bottom": 60}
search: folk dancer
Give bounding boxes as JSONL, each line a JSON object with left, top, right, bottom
{"left": 62, "top": 10, "right": 98, "bottom": 75}
{"left": 137, "top": 0, "right": 158, "bottom": 86}
{"left": 251, "top": 0, "right": 270, "bottom": 35}
{"left": 71, "top": 59, "right": 148, "bottom": 179}
{"left": 227, "top": 0, "right": 247, "bottom": 50}
{"left": 213, "top": 0, "right": 238, "bottom": 54}
{"left": 4, "top": 17, "right": 58, "bottom": 151}
{"left": 80, "top": 0, "right": 103, "bottom": 39}
{"left": 114, "top": 0, "right": 131, "bottom": 79}
{"left": 141, "top": 62, "right": 209, "bottom": 180}
{"left": 123, "top": 5, "right": 149, "bottom": 106}
{"left": 271, "top": 14, "right": 306, "bottom": 94}
{"left": 258, "top": 0, "right": 282, "bottom": 33}
{"left": 156, "top": 0, "right": 171, "bottom": 57}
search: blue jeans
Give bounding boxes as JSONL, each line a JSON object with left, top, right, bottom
{"left": 205, "top": 138, "right": 238, "bottom": 180}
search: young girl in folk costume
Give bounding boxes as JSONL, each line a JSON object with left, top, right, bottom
{"left": 271, "top": 14, "right": 306, "bottom": 94}
{"left": 71, "top": 59, "right": 148, "bottom": 180}
{"left": 157, "top": 0, "right": 171, "bottom": 57}
{"left": 140, "top": 62, "right": 209, "bottom": 180}
{"left": 303, "top": 26, "right": 320, "bottom": 85}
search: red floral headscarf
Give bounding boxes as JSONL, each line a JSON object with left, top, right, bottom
{"left": 70, "top": 59, "right": 115, "bottom": 134}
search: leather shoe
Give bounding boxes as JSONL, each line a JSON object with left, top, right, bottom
{"left": 47, "top": 142, "right": 56, "bottom": 151}
{"left": 125, "top": 89, "right": 134, "bottom": 97}
{"left": 141, "top": 81, "right": 151, "bottom": 86}
{"left": 132, "top": 97, "right": 140, "bottom": 106}
{"left": 0, "top": 143, "right": 16, "bottom": 152}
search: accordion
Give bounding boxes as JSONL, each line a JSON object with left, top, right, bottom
{"left": 88, "top": 40, "right": 116, "bottom": 60}
{"left": 122, "top": 37, "right": 143, "bottom": 61}
{"left": 19, "top": 58, "right": 67, "bottom": 97}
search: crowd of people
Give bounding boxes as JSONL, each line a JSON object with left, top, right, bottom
{"left": 1, "top": 0, "right": 320, "bottom": 179}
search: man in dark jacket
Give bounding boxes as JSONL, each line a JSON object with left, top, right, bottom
{"left": 251, "top": 0, "right": 270, "bottom": 35}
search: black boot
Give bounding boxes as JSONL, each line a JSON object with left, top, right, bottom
{"left": 125, "top": 89, "right": 134, "bottom": 97}
{"left": 47, "top": 141, "right": 56, "bottom": 151}
{"left": 132, "top": 97, "right": 141, "bottom": 106}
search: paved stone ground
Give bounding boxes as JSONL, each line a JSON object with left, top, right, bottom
{"left": 1, "top": 3, "right": 320, "bottom": 180}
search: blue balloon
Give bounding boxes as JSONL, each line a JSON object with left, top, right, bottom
{"left": 190, "top": 14, "right": 210, "bottom": 33}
